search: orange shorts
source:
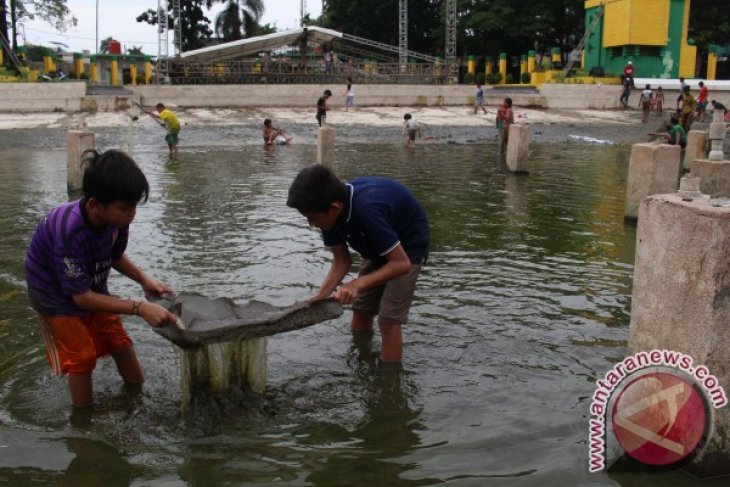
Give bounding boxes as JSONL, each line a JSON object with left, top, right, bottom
{"left": 38, "top": 312, "right": 133, "bottom": 375}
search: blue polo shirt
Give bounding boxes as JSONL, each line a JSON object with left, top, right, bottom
{"left": 322, "top": 177, "right": 429, "bottom": 265}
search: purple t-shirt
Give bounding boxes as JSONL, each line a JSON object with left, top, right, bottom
{"left": 24, "top": 198, "right": 129, "bottom": 316}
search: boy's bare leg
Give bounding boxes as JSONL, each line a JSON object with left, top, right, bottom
{"left": 379, "top": 320, "right": 403, "bottom": 363}
{"left": 68, "top": 373, "right": 94, "bottom": 408}
{"left": 351, "top": 311, "right": 374, "bottom": 332}
{"left": 112, "top": 346, "right": 144, "bottom": 385}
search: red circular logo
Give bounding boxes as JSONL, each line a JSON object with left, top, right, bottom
{"left": 612, "top": 372, "right": 707, "bottom": 466}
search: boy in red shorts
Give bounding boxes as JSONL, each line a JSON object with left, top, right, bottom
{"left": 24, "top": 149, "right": 177, "bottom": 408}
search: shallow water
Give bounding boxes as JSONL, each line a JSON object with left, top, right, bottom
{"left": 0, "top": 125, "right": 720, "bottom": 486}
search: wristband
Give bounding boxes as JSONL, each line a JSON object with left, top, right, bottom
{"left": 132, "top": 300, "right": 142, "bottom": 315}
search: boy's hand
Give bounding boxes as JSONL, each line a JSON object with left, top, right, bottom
{"left": 138, "top": 301, "right": 178, "bottom": 327}
{"left": 333, "top": 280, "right": 361, "bottom": 305}
{"left": 140, "top": 277, "right": 171, "bottom": 298}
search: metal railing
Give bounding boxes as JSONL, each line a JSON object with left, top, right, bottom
{"left": 167, "top": 59, "right": 451, "bottom": 85}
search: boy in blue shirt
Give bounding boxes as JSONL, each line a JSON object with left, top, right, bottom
{"left": 287, "top": 165, "right": 429, "bottom": 362}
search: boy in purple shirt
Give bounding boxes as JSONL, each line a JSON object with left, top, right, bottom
{"left": 287, "top": 165, "right": 429, "bottom": 362}
{"left": 24, "top": 149, "right": 176, "bottom": 408}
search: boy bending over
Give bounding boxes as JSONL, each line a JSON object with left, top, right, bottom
{"left": 24, "top": 149, "right": 177, "bottom": 408}
{"left": 287, "top": 165, "right": 430, "bottom": 362}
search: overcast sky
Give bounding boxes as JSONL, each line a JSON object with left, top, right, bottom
{"left": 18, "top": 0, "right": 322, "bottom": 53}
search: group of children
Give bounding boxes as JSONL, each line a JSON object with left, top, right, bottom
{"left": 26, "top": 90, "right": 431, "bottom": 410}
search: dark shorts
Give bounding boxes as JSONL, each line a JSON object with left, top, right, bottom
{"left": 352, "top": 259, "right": 422, "bottom": 324}
{"left": 668, "top": 139, "right": 687, "bottom": 149}
{"left": 165, "top": 131, "right": 179, "bottom": 145}
{"left": 408, "top": 129, "right": 418, "bottom": 141}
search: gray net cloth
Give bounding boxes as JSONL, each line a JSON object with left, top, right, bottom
{"left": 151, "top": 292, "right": 343, "bottom": 349}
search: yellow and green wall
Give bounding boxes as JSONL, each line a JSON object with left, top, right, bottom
{"left": 583, "top": 0, "right": 696, "bottom": 79}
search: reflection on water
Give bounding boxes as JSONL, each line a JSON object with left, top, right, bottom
{"left": 0, "top": 126, "right": 716, "bottom": 485}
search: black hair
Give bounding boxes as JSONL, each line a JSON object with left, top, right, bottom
{"left": 156, "top": 102, "right": 165, "bottom": 110}
{"left": 287, "top": 165, "right": 347, "bottom": 213}
{"left": 264, "top": 118, "right": 272, "bottom": 126}
{"left": 403, "top": 113, "right": 412, "bottom": 120}
{"left": 505, "top": 97, "right": 512, "bottom": 107}
{"left": 683, "top": 86, "right": 690, "bottom": 92}
{"left": 670, "top": 116, "right": 679, "bottom": 125}
{"left": 324, "top": 89, "right": 332, "bottom": 96}
{"left": 645, "top": 84, "right": 651, "bottom": 89}
{"left": 82, "top": 149, "right": 149, "bottom": 206}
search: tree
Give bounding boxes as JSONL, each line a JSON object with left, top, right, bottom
{"left": 137, "top": 0, "right": 213, "bottom": 52}
{"left": 2, "top": 0, "right": 76, "bottom": 52}
{"left": 126, "top": 45, "right": 144, "bottom": 55}
{"left": 98, "top": 36, "right": 113, "bottom": 54}
{"left": 211, "top": 0, "right": 264, "bottom": 41}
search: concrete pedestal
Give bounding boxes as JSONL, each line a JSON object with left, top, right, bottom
{"left": 684, "top": 130, "right": 708, "bottom": 170}
{"left": 629, "top": 194, "right": 730, "bottom": 477}
{"left": 317, "top": 125, "right": 336, "bottom": 169}
{"left": 624, "top": 143, "right": 681, "bottom": 220}
{"left": 690, "top": 159, "right": 730, "bottom": 197}
{"left": 66, "top": 130, "right": 95, "bottom": 192}
{"left": 505, "top": 124, "right": 530, "bottom": 174}
{"left": 180, "top": 337, "right": 267, "bottom": 413}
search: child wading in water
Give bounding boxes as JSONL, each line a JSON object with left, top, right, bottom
{"left": 262, "top": 119, "right": 293, "bottom": 145}
{"left": 316, "top": 90, "right": 332, "bottom": 126}
{"left": 496, "top": 97, "right": 514, "bottom": 150}
{"left": 654, "top": 86, "right": 664, "bottom": 114}
{"left": 474, "top": 83, "right": 487, "bottom": 114}
{"left": 345, "top": 77, "right": 355, "bottom": 112}
{"left": 402, "top": 113, "right": 421, "bottom": 146}
{"left": 150, "top": 103, "right": 180, "bottom": 155}
{"left": 24, "top": 149, "right": 177, "bottom": 408}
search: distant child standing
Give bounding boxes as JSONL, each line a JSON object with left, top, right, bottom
{"left": 402, "top": 113, "right": 421, "bottom": 146}
{"left": 474, "top": 83, "right": 487, "bottom": 114}
{"left": 151, "top": 103, "right": 180, "bottom": 155}
{"left": 654, "top": 86, "right": 665, "bottom": 114}
{"left": 620, "top": 79, "right": 631, "bottom": 108}
{"left": 316, "top": 89, "right": 332, "bottom": 126}
{"left": 680, "top": 85, "right": 696, "bottom": 131}
{"left": 496, "top": 97, "right": 515, "bottom": 147}
{"left": 639, "top": 84, "right": 653, "bottom": 123}
{"left": 345, "top": 77, "right": 355, "bottom": 112}
{"left": 697, "top": 81, "right": 709, "bottom": 122}
{"left": 24, "top": 149, "right": 177, "bottom": 408}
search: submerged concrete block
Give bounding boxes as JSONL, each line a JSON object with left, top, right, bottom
{"left": 691, "top": 159, "right": 730, "bottom": 197}
{"left": 629, "top": 194, "right": 730, "bottom": 477}
{"left": 65, "top": 130, "right": 95, "bottom": 192}
{"left": 317, "top": 125, "right": 336, "bottom": 170}
{"left": 505, "top": 124, "right": 530, "bottom": 173}
{"left": 684, "top": 130, "right": 708, "bottom": 170}
{"left": 624, "top": 143, "right": 681, "bottom": 220}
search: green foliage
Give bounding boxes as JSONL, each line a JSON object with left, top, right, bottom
{"left": 520, "top": 72, "right": 532, "bottom": 84}
{"left": 79, "top": 72, "right": 88, "bottom": 80}
{"left": 135, "top": 73, "right": 146, "bottom": 84}
{"left": 689, "top": 0, "right": 730, "bottom": 58}
{"left": 2, "top": 0, "right": 76, "bottom": 50}
{"left": 505, "top": 73, "right": 513, "bottom": 84}
{"left": 463, "top": 71, "right": 475, "bottom": 84}
{"left": 212, "top": 0, "right": 264, "bottom": 41}
{"left": 137, "top": 0, "right": 213, "bottom": 52}
{"left": 127, "top": 45, "right": 144, "bottom": 56}
{"left": 25, "top": 44, "right": 47, "bottom": 62}
{"left": 98, "top": 37, "right": 113, "bottom": 54}
{"left": 492, "top": 72, "right": 503, "bottom": 84}
{"left": 122, "top": 71, "right": 132, "bottom": 84}
{"left": 475, "top": 72, "right": 486, "bottom": 85}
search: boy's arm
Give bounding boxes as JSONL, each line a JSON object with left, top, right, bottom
{"left": 310, "top": 243, "right": 351, "bottom": 302}
{"left": 334, "top": 244, "right": 411, "bottom": 305}
{"left": 72, "top": 291, "right": 176, "bottom": 327}
{"left": 113, "top": 254, "right": 170, "bottom": 297}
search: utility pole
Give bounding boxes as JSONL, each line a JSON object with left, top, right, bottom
{"left": 172, "top": 0, "right": 182, "bottom": 55}
{"left": 445, "top": 0, "right": 457, "bottom": 70}
{"left": 300, "top": 0, "right": 307, "bottom": 26}
{"left": 157, "top": 0, "right": 169, "bottom": 83}
{"left": 399, "top": 0, "right": 408, "bottom": 67}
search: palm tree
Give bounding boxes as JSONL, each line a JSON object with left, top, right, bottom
{"left": 213, "top": 0, "right": 264, "bottom": 41}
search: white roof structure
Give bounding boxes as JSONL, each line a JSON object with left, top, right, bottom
{"left": 181, "top": 26, "right": 343, "bottom": 62}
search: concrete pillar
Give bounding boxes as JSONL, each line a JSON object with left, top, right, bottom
{"left": 499, "top": 53, "right": 507, "bottom": 84}
{"left": 707, "top": 45, "right": 719, "bottom": 81}
{"left": 180, "top": 337, "right": 267, "bottom": 413}
{"left": 628, "top": 193, "right": 730, "bottom": 478}
{"left": 73, "top": 53, "right": 84, "bottom": 79}
{"left": 708, "top": 109, "right": 726, "bottom": 161}
{"left": 89, "top": 57, "right": 98, "bottom": 84}
{"left": 684, "top": 130, "right": 708, "bottom": 170}
{"left": 527, "top": 50, "right": 536, "bottom": 73}
{"left": 317, "top": 125, "right": 336, "bottom": 170}
{"left": 551, "top": 47, "right": 561, "bottom": 64}
{"left": 690, "top": 159, "right": 730, "bottom": 198}
{"left": 505, "top": 125, "right": 530, "bottom": 174}
{"left": 66, "top": 130, "right": 95, "bottom": 192}
{"left": 144, "top": 57, "right": 152, "bottom": 84}
{"left": 467, "top": 55, "right": 476, "bottom": 76}
{"left": 130, "top": 63, "right": 138, "bottom": 85}
{"left": 485, "top": 57, "right": 493, "bottom": 75}
{"left": 624, "top": 143, "right": 682, "bottom": 220}
{"left": 110, "top": 57, "right": 119, "bottom": 86}
{"left": 520, "top": 55, "right": 528, "bottom": 82}
{"left": 43, "top": 51, "right": 55, "bottom": 74}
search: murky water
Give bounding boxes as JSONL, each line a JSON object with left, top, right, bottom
{"left": 0, "top": 125, "right": 721, "bottom": 486}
